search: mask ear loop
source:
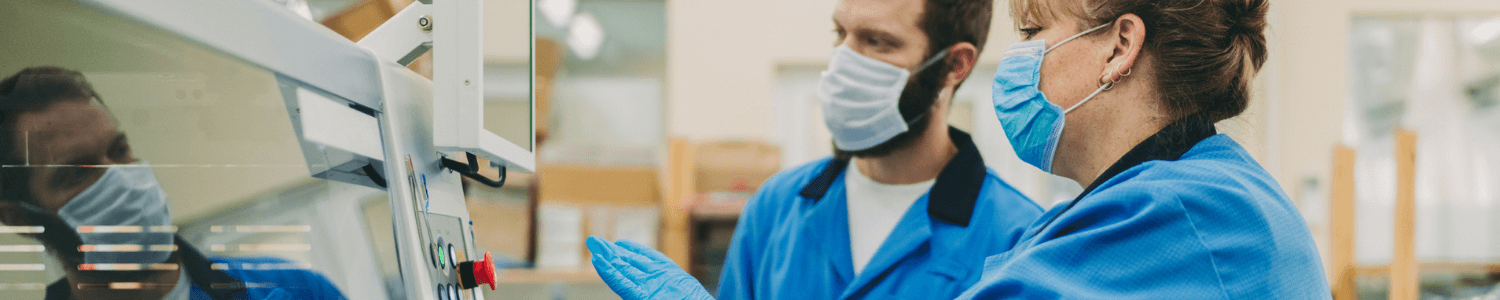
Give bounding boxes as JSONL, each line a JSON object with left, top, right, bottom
{"left": 915, "top": 48, "right": 951, "bottom": 72}
{"left": 1066, "top": 82, "right": 1112, "bottom": 113}
{"left": 1052, "top": 22, "right": 1119, "bottom": 113}
{"left": 1043, "top": 22, "right": 1114, "bottom": 54}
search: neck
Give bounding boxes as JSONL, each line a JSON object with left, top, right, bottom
{"left": 1053, "top": 96, "right": 1171, "bottom": 188}
{"left": 854, "top": 121, "right": 956, "bottom": 185}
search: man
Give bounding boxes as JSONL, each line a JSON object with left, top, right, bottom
{"left": 587, "top": 0, "right": 1042, "bottom": 299}
{"left": 0, "top": 67, "right": 345, "bottom": 300}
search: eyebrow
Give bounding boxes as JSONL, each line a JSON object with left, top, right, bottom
{"left": 854, "top": 27, "right": 904, "bottom": 46}
{"left": 49, "top": 132, "right": 124, "bottom": 168}
{"left": 831, "top": 17, "right": 903, "bottom": 40}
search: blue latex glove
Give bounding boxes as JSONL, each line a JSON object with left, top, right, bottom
{"left": 587, "top": 236, "right": 715, "bottom": 300}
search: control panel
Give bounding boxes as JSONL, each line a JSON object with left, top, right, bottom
{"left": 401, "top": 155, "right": 497, "bottom": 300}
{"left": 425, "top": 214, "right": 466, "bottom": 299}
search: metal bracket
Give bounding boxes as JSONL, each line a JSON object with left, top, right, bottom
{"left": 357, "top": 2, "right": 433, "bottom": 66}
{"left": 357, "top": 0, "right": 536, "bottom": 173}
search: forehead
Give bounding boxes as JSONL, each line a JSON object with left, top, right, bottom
{"left": 834, "top": 0, "right": 926, "bottom": 32}
{"left": 12, "top": 100, "right": 117, "bottom": 158}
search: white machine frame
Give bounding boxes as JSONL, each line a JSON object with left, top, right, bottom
{"left": 363, "top": 0, "right": 537, "bottom": 174}
{"left": 76, "top": 0, "right": 534, "bottom": 299}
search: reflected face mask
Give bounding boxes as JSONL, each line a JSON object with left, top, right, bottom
{"left": 819, "top": 44, "right": 948, "bottom": 151}
{"left": 56, "top": 164, "right": 175, "bottom": 265}
{"left": 992, "top": 23, "right": 1112, "bottom": 173}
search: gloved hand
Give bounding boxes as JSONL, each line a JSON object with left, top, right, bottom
{"left": 586, "top": 236, "right": 715, "bottom": 300}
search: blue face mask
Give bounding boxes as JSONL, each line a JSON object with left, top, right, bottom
{"left": 992, "top": 23, "right": 1113, "bottom": 173}
{"left": 56, "top": 164, "right": 176, "bottom": 265}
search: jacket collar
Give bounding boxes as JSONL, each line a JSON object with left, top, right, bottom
{"left": 798, "top": 127, "right": 987, "bottom": 227}
{"left": 46, "top": 236, "right": 247, "bottom": 300}
{"left": 1024, "top": 114, "right": 1218, "bottom": 240}
{"left": 1078, "top": 113, "right": 1217, "bottom": 197}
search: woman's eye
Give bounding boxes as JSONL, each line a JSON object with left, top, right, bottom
{"left": 866, "top": 37, "right": 882, "bottom": 47}
{"left": 1020, "top": 27, "right": 1042, "bottom": 39}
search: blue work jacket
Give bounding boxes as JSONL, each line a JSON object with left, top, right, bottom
{"left": 957, "top": 115, "right": 1331, "bottom": 299}
{"left": 717, "top": 128, "right": 1043, "bottom": 300}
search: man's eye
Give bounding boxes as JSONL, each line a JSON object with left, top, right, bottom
{"left": 110, "top": 144, "right": 131, "bottom": 161}
{"left": 866, "top": 37, "right": 882, "bottom": 47}
{"left": 53, "top": 168, "right": 87, "bottom": 189}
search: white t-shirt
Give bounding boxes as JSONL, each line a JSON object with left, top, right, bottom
{"left": 845, "top": 162, "right": 935, "bottom": 274}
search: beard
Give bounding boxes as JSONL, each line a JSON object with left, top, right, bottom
{"left": 833, "top": 55, "right": 951, "bottom": 159}
{"left": 0, "top": 200, "right": 176, "bottom": 282}
{"left": 0, "top": 201, "right": 86, "bottom": 264}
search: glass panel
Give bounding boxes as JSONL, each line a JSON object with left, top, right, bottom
{"left": 0, "top": 1, "right": 389, "bottom": 299}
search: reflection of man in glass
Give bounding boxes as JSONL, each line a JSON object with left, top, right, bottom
{"left": 0, "top": 67, "right": 345, "bottom": 300}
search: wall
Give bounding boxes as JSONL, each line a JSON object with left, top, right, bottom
{"left": 664, "top": 0, "right": 1272, "bottom": 206}
{"left": 484, "top": 0, "right": 533, "bottom": 63}
{"left": 664, "top": 0, "right": 1500, "bottom": 197}
{"left": 666, "top": 0, "right": 1026, "bottom": 142}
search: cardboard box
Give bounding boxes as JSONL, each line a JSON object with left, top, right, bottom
{"left": 536, "top": 165, "right": 662, "bottom": 269}
{"left": 693, "top": 141, "right": 780, "bottom": 194}
{"left": 539, "top": 165, "right": 659, "bottom": 206}
{"left": 535, "top": 38, "right": 563, "bottom": 143}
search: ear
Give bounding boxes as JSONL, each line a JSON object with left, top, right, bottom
{"left": 0, "top": 201, "right": 31, "bottom": 226}
{"left": 0, "top": 201, "right": 48, "bottom": 241}
{"left": 1101, "top": 13, "right": 1147, "bottom": 85}
{"left": 943, "top": 42, "right": 979, "bottom": 88}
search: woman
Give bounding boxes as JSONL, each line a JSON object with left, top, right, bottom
{"left": 588, "top": 0, "right": 1331, "bottom": 298}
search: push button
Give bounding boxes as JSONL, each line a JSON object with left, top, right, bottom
{"left": 457, "top": 252, "right": 497, "bottom": 290}
{"left": 437, "top": 244, "right": 446, "bottom": 269}
{"left": 447, "top": 244, "right": 457, "bottom": 268}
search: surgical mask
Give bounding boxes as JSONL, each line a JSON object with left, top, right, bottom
{"left": 819, "top": 44, "right": 948, "bottom": 151}
{"left": 992, "top": 23, "right": 1112, "bottom": 173}
{"left": 56, "top": 164, "right": 176, "bottom": 265}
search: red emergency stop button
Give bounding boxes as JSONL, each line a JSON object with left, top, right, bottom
{"left": 457, "top": 252, "right": 496, "bottom": 290}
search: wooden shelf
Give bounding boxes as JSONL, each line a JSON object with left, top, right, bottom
{"left": 691, "top": 201, "right": 745, "bottom": 221}
{"left": 1354, "top": 262, "right": 1500, "bottom": 277}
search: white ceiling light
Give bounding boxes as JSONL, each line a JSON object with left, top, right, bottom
{"left": 1472, "top": 19, "right": 1500, "bottom": 43}
{"left": 538, "top": 0, "right": 577, "bottom": 29}
{"left": 567, "top": 13, "right": 604, "bottom": 60}
{"left": 1474, "top": 18, "right": 1500, "bottom": 61}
